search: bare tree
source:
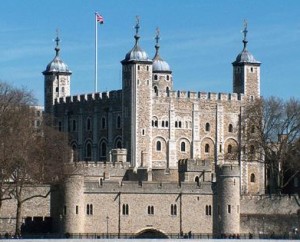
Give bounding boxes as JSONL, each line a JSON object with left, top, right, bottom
{"left": 0, "top": 81, "right": 73, "bottom": 235}
{"left": 243, "top": 97, "right": 300, "bottom": 193}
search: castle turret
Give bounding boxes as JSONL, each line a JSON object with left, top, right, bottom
{"left": 216, "top": 164, "right": 240, "bottom": 237}
{"left": 232, "top": 21, "right": 261, "bottom": 100}
{"left": 152, "top": 28, "right": 173, "bottom": 96}
{"left": 62, "top": 174, "right": 85, "bottom": 234}
{"left": 43, "top": 34, "right": 72, "bottom": 114}
{"left": 121, "top": 17, "right": 153, "bottom": 168}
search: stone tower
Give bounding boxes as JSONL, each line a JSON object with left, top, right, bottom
{"left": 232, "top": 21, "right": 261, "bottom": 99}
{"left": 152, "top": 28, "right": 173, "bottom": 96}
{"left": 62, "top": 174, "right": 85, "bottom": 234}
{"left": 121, "top": 17, "right": 153, "bottom": 168}
{"left": 216, "top": 164, "right": 240, "bottom": 236}
{"left": 43, "top": 35, "right": 72, "bottom": 114}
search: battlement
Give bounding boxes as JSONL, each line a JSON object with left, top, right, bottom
{"left": 217, "top": 164, "right": 240, "bottom": 177}
{"left": 84, "top": 180, "right": 213, "bottom": 194}
{"left": 55, "top": 89, "right": 122, "bottom": 104}
{"left": 178, "top": 159, "right": 212, "bottom": 172}
{"left": 161, "top": 90, "right": 244, "bottom": 102}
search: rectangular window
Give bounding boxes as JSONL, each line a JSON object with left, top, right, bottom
{"left": 171, "top": 204, "right": 177, "bottom": 216}
{"left": 87, "top": 204, "right": 93, "bottom": 215}
{"left": 76, "top": 205, "right": 79, "bottom": 215}
{"left": 63, "top": 205, "right": 67, "bottom": 215}
{"left": 228, "top": 205, "right": 231, "bottom": 214}
{"left": 122, "top": 204, "right": 129, "bottom": 215}
{"left": 147, "top": 205, "right": 154, "bottom": 215}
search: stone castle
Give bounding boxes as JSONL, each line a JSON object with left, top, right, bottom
{"left": 1, "top": 20, "right": 299, "bottom": 238}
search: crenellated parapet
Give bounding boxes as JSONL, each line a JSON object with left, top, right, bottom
{"left": 156, "top": 90, "right": 244, "bottom": 102}
{"left": 55, "top": 90, "right": 122, "bottom": 104}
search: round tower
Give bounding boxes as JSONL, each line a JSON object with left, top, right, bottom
{"left": 152, "top": 28, "right": 173, "bottom": 96}
{"left": 43, "top": 33, "right": 72, "bottom": 115}
{"left": 216, "top": 164, "right": 240, "bottom": 237}
{"left": 121, "top": 17, "right": 153, "bottom": 168}
{"left": 62, "top": 174, "right": 85, "bottom": 234}
{"left": 232, "top": 21, "right": 261, "bottom": 100}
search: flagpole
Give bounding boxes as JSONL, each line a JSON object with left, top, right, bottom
{"left": 95, "top": 12, "right": 98, "bottom": 93}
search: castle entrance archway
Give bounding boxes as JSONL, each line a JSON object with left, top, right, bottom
{"left": 135, "top": 228, "right": 168, "bottom": 238}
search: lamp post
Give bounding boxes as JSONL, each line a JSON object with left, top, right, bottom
{"left": 106, "top": 216, "right": 109, "bottom": 238}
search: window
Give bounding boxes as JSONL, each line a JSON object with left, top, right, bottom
{"left": 87, "top": 117, "right": 91, "bottom": 131}
{"left": 117, "top": 115, "right": 121, "bottom": 129}
{"left": 162, "top": 121, "right": 165, "bottom": 127}
{"left": 55, "top": 87, "right": 59, "bottom": 92}
{"left": 101, "top": 142, "right": 107, "bottom": 157}
{"left": 171, "top": 204, "right": 177, "bottom": 216}
{"left": 166, "top": 87, "right": 169, "bottom": 95}
{"left": 122, "top": 204, "right": 129, "bottom": 215}
{"left": 137, "top": 65, "right": 140, "bottom": 70}
{"left": 76, "top": 206, "right": 79, "bottom": 215}
{"left": 72, "top": 120, "right": 77, "bottom": 131}
{"left": 61, "top": 87, "right": 65, "bottom": 93}
{"left": 205, "top": 144, "right": 210, "bottom": 153}
{"left": 250, "top": 67, "right": 253, "bottom": 72}
{"left": 156, "top": 141, "right": 161, "bottom": 151}
{"left": 101, "top": 117, "right": 106, "bottom": 129}
{"left": 205, "top": 205, "right": 212, "bottom": 216}
{"left": 155, "top": 120, "right": 158, "bottom": 127}
{"left": 228, "top": 124, "right": 233, "bottom": 133}
{"left": 181, "top": 142, "right": 186, "bottom": 152}
{"left": 154, "top": 75, "right": 158, "bottom": 80}
{"left": 116, "top": 141, "right": 122, "bottom": 149}
{"left": 175, "top": 121, "right": 178, "bottom": 128}
{"left": 166, "top": 75, "right": 169, "bottom": 81}
{"left": 165, "top": 121, "right": 169, "bottom": 127}
{"left": 178, "top": 121, "right": 182, "bottom": 128}
{"left": 147, "top": 206, "right": 154, "bottom": 215}
{"left": 251, "top": 125, "right": 255, "bottom": 133}
{"left": 154, "top": 86, "right": 158, "bottom": 96}
{"left": 86, "top": 143, "right": 92, "bottom": 159}
{"left": 227, "top": 144, "right": 232, "bottom": 154}
{"left": 250, "top": 145, "right": 255, "bottom": 154}
{"left": 87, "top": 204, "right": 93, "bottom": 215}
{"left": 228, "top": 205, "right": 231, "bottom": 214}
{"left": 147, "top": 66, "right": 149, "bottom": 71}
{"left": 63, "top": 205, "right": 67, "bottom": 215}
{"left": 205, "top": 123, "right": 210, "bottom": 132}
{"left": 58, "top": 121, "right": 62, "bottom": 131}
{"left": 250, "top": 173, "right": 255, "bottom": 183}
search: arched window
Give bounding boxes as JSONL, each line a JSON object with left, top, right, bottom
{"left": 154, "top": 86, "right": 158, "bottom": 96}
{"left": 181, "top": 141, "right": 186, "bottom": 152}
{"left": 86, "top": 143, "right": 92, "bottom": 159}
{"left": 156, "top": 141, "right": 161, "bottom": 151}
{"left": 250, "top": 173, "right": 255, "bottom": 183}
{"left": 205, "top": 144, "right": 210, "bottom": 153}
{"left": 116, "top": 140, "right": 122, "bottom": 149}
{"left": 87, "top": 117, "right": 91, "bottom": 131}
{"left": 228, "top": 124, "right": 233, "bottom": 133}
{"left": 228, "top": 144, "right": 232, "bottom": 154}
{"left": 205, "top": 123, "right": 210, "bottom": 132}
{"left": 154, "top": 75, "right": 158, "bottom": 80}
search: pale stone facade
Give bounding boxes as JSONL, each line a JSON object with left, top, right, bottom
{"left": 2, "top": 22, "right": 299, "bottom": 238}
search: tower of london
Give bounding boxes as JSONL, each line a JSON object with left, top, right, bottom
{"left": 1, "top": 19, "right": 299, "bottom": 239}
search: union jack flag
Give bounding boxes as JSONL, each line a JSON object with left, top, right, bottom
{"left": 96, "top": 13, "right": 104, "bottom": 24}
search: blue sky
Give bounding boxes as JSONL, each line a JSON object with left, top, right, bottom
{"left": 0, "top": 0, "right": 299, "bottom": 105}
